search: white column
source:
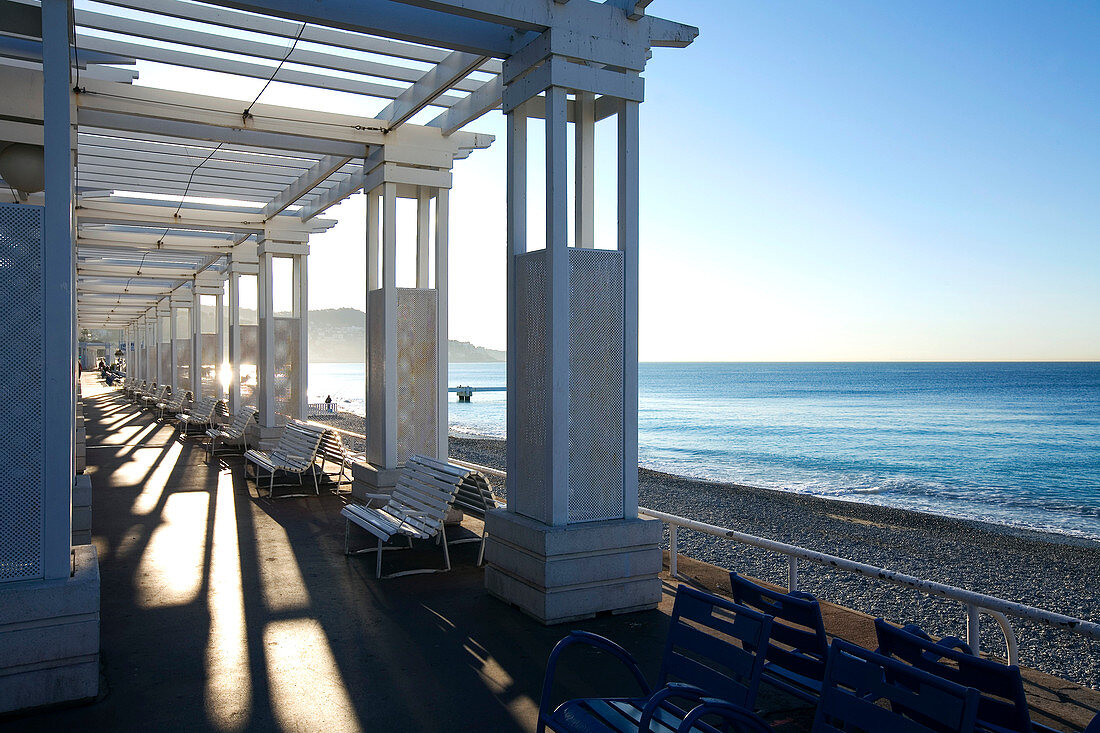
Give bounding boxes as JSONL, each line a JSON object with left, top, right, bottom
{"left": 215, "top": 292, "right": 225, "bottom": 400}
{"left": 293, "top": 253, "right": 308, "bottom": 420}
{"left": 257, "top": 248, "right": 276, "bottom": 428}
{"left": 228, "top": 274, "right": 241, "bottom": 412}
{"left": 382, "top": 182, "right": 398, "bottom": 469}
{"left": 575, "top": 91, "right": 596, "bottom": 249}
{"left": 434, "top": 188, "right": 449, "bottom": 460}
{"left": 504, "top": 101, "right": 527, "bottom": 510}
{"left": 169, "top": 302, "right": 179, "bottom": 388}
{"left": 364, "top": 188, "right": 379, "bottom": 440}
{"left": 416, "top": 187, "right": 431, "bottom": 288}
{"left": 191, "top": 292, "right": 202, "bottom": 398}
{"left": 618, "top": 99, "right": 641, "bottom": 518}
{"left": 546, "top": 85, "right": 571, "bottom": 526}
{"left": 41, "top": 0, "right": 73, "bottom": 579}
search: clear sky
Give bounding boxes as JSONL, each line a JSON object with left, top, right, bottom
{"left": 136, "top": 1, "right": 1100, "bottom": 361}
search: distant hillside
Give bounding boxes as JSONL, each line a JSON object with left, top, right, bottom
{"left": 87, "top": 308, "right": 504, "bottom": 363}
{"left": 259, "top": 307, "right": 504, "bottom": 363}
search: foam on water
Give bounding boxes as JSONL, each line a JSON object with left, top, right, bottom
{"left": 309, "top": 361, "right": 1100, "bottom": 540}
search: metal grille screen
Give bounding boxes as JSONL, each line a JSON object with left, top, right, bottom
{"left": 273, "top": 317, "right": 299, "bottom": 418}
{"left": 514, "top": 250, "right": 549, "bottom": 522}
{"left": 367, "top": 289, "right": 438, "bottom": 465}
{"left": 567, "top": 248, "right": 625, "bottom": 523}
{"left": 395, "top": 289, "right": 437, "bottom": 464}
{"left": 158, "top": 337, "right": 170, "bottom": 386}
{"left": 0, "top": 203, "right": 44, "bottom": 581}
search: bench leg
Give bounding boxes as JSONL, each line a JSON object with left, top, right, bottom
{"left": 440, "top": 524, "right": 451, "bottom": 573}
{"left": 376, "top": 537, "right": 383, "bottom": 578}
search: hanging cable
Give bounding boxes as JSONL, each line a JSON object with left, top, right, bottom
{"left": 242, "top": 21, "right": 307, "bottom": 122}
{"left": 172, "top": 142, "right": 225, "bottom": 218}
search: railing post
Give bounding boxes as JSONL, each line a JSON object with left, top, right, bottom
{"left": 788, "top": 556, "right": 799, "bottom": 593}
{"left": 966, "top": 603, "right": 981, "bottom": 654}
{"left": 669, "top": 524, "right": 678, "bottom": 578}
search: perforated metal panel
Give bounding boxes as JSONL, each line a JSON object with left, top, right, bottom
{"left": 175, "top": 338, "right": 191, "bottom": 391}
{"left": 514, "top": 250, "right": 549, "bottom": 522}
{"left": 158, "top": 338, "right": 170, "bottom": 385}
{"left": 0, "top": 204, "right": 44, "bottom": 581}
{"left": 513, "top": 248, "right": 626, "bottom": 525}
{"left": 567, "top": 248, "right": 625, "bottom": 523}
{"left": 273, "top": 317, "right": 299, "bottom": 417}
{"left": 367, "top": 288, "right": 438, "bottom": 466}
{"left": 395, "top": 289, "right": 437, "bottom": 464}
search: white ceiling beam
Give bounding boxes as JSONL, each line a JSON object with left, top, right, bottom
{"left": 78, "top": 140, "right": 318, "bottom": 175}
{"left": 428, "top": 75, "right": 500, "bottom": 135}
{"left": 75, "top": 79, "right": 491, "bottom": 155}
{"left": 76, "top": 199, "right": 334, "bottom": 236}
{"left": 378, "top": 50, "right": 488, "bottom": 130}
{"left": 94, "top": 0, "right": 503, "bottom": 73}
{"left": 74, "top": 9, "right": 493, "bottom": 94}
{"left": 73, "top": 31, "right": 470, "bottom": 107}
{"left": 261, "top": 155, "right": 352, "bottom": 219}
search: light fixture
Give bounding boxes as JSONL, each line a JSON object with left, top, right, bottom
{"left": 0, "top": 143, "right": 46, "bottom": 194}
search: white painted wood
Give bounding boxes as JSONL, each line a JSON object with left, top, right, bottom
{"left": 169, "top": 301, "right": 179, "bottom": 388}
{"left": 546, "top": 86, "right": 571, "bottom": 527}
{"left": 504, "top": 101, "right": 527, "bottom": 512}
{"left": 228, "top": 273, "right": 241, "bottom": 412}
{"left": 429, "top": 76, "right": 502, "bottom": 136}
{"left": 191, "top": 286, "right": 203, "bottom": 399}
{"left": 434, "top": 188, "right": 450, "bottom": 461}
{"left": 575, "top": 91, "right": 595, "bottom": 248}
{"left": 215, "top": 291, "right": 226, "bottom": 400}
{"left": 382, "top": 182, "right": 399, "bottom": 469}
{"left": 262, "top": 155, "right": 354, "bottom": 219}
{"left": 257, "top": 249, "right": 277, "bottom": 428}
{"left": 416, "top": 187, "right": 431, "bottom": 288}
{"left": 378, "top": 50, "right": 489, "bottom": 130}
{"left": 293, "top": 254, "right": 309, "bottom": 420}
{"left": 618, "top": 99, "right": 640, "bottom": 518}
{"left": 42, "top": 0, "right": 74, "bottom": 581}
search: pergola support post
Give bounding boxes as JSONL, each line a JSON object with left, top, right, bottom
{"left": 354, "top": 172, "right": 450, "bottom": 498}
{"left": 484, "top": 38, "right": 660, "bottom": 624}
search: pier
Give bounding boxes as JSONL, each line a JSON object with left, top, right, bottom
{"left": 450, "top": 385, "right": 506, "bottom": 402}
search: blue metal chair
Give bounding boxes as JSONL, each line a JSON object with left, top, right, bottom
{"left": 730, "top": 571, "right": 830, "bottom": 701}
{"left": 874, "top": 619, "right": 1058, "bottom": 733}
{"left": 814, "top": 639, "right": 981, "bottom": 733}
{"left": 538, "top": 585, "right": 774, "bottom": 733}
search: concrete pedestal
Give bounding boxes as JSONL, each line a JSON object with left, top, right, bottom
{"left": 483, "top": 510, "right": 662, "bottom": 625}
{"left": 350, "top": 460, "right": 401, "bottom": 504}
{"left": 0, "top": 545, "right": 100, "bottom": 715}
{"left": 72, "top": 474, "right": 92, "bottom": 546}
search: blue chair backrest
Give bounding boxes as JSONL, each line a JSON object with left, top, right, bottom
{"left": 731, "top": 572, "right": 829, "bottom": 682}
{"left": 657, "top": 585, "right": 773, "bottom": 710}
{"left": 814, "top": 639, "right": 980, "bottom": 733}
{"left": 875, "top": 619, "right": 1031, "bottom": 733}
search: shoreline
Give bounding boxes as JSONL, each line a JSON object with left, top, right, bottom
{"left": 311, "top": 413, "right": 1100, "bottom": 688}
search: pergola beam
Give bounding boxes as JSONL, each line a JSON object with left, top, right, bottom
{"left": 378, "top": 50, "right": 489, "bottom": 130}
{"left": 262, "top": 155, "right": 353, "bottom": 219}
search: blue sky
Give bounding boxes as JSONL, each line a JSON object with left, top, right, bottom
{"left": 137, "top": 1, "right": 1100, "bottom": 360}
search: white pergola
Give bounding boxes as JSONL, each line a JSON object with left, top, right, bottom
{"left": 0, "top": 0, "right": 697, "bottom": 712}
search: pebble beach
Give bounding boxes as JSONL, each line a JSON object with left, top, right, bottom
{"left": 313, "top": 413, "right": 1100, "bottom": 690}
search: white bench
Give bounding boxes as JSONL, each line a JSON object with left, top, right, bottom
{"left": 156, "top": 387, "right": 189, "bottom": 420}
{"left": 142, "top": 384, "right": 168, "bottom": 410}
{"left": 342, "top": 455, "right": 472, "bottom": 578}
{"left": 177, "top": 396, "right": 222, "bottom": 436}
{"left": 204, "top": 405, "right": 259, "bottom": 459}
{"left": 315, "top": 429, "right": 364, "bottom": 492}
{"left": 244, "top": 419, "right": 327, "bottom": 497}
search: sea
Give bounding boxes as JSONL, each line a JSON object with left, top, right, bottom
{"left": 309, "top": 361, "right": 1100, "bottom": 541}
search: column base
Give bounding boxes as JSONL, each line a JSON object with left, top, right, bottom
{"left": 72, "top": 475, "right": 92, "bottom": 546}
{"left": 483, "top": 510, "right": 662, "bottom": 625}
{"left": 0, "top": 545, "right": 101, "bottom": 715}
{"left": 350, "top": 460, "right": 402, "bottom": 504}
{"left": 253, "top": 425, "right": 284, "bottom": 452}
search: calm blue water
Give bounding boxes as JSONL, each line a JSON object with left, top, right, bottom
{"left": 309, "top": 362, "right": 1100, "bottom": 539}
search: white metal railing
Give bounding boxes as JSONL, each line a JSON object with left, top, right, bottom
{"left": 447, "top": 457, "right": 1100, "bottom": 667}
{"left": 640, "top": 506, "right": 1100, "bottom": 666}
{"left": 308, "top": 402, "right": 339, "bottom": 415}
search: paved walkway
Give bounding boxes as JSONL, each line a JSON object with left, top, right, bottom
{"left": 6, "top": 376, "right": 1097, "bottom": 731}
